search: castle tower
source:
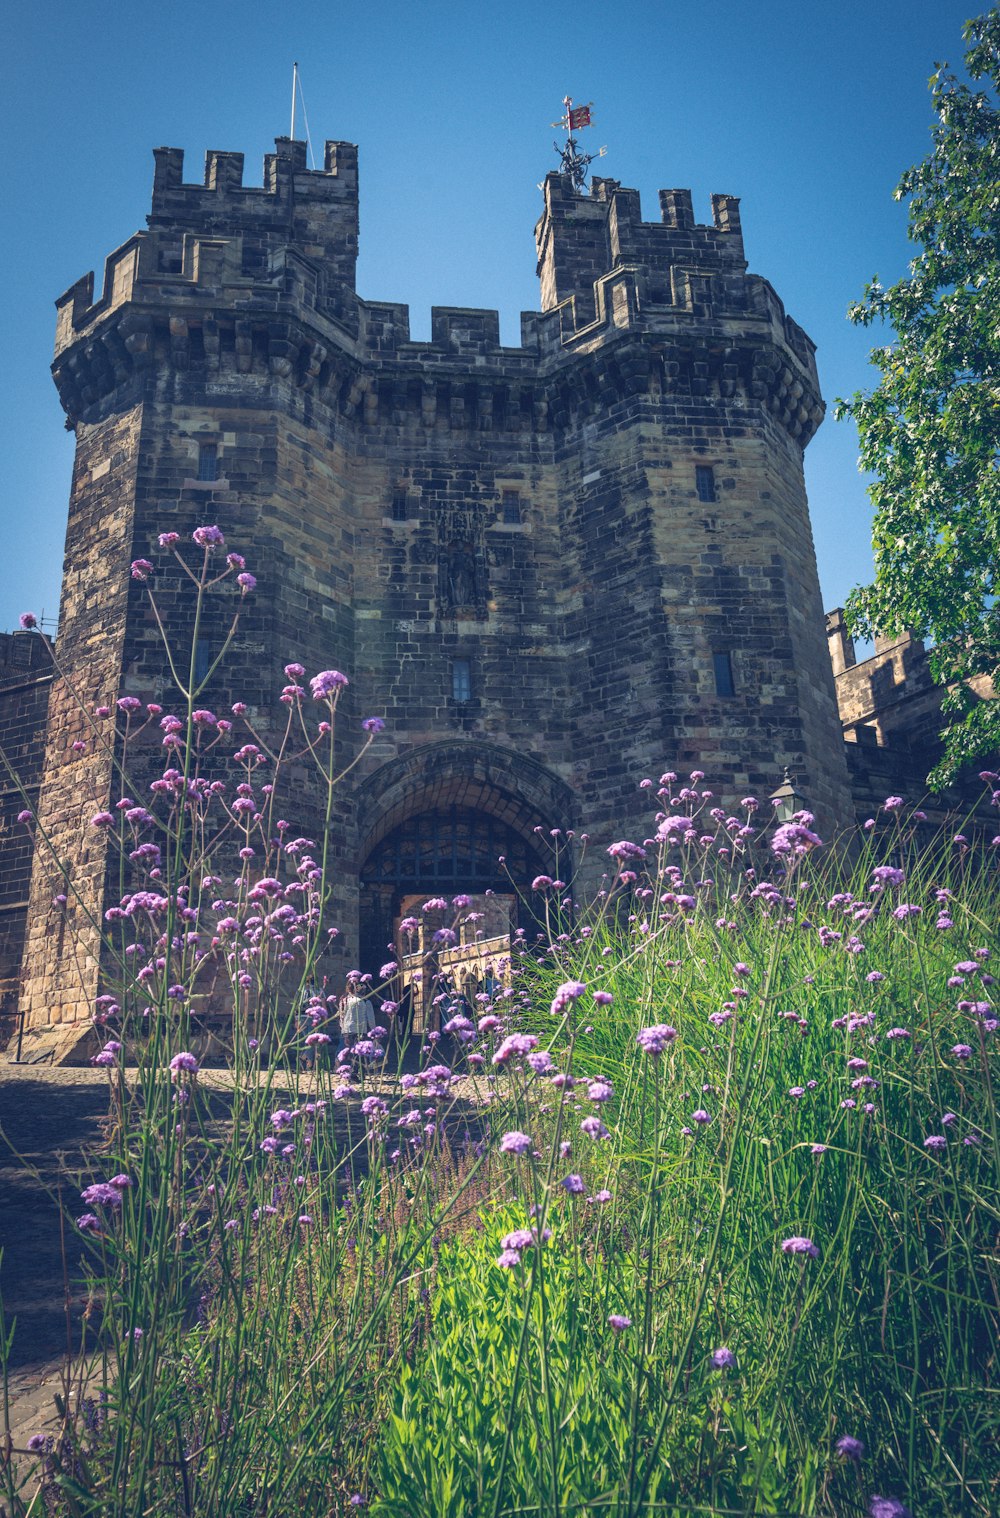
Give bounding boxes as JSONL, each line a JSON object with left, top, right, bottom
{"left": 17, "top": 141, "right": 850, "bottom": 1060}
{"left": 531, "top": 171, "right": 849, "bottom": 848}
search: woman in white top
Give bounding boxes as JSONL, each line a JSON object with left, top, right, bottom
{"left": 338, "top": 975, "right": 375, "bottom": 1058}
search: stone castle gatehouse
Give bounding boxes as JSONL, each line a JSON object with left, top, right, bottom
{"left": 10, "top": 136, "right": 853, "bottom": 1059}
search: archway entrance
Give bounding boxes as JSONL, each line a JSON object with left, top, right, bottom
{"left": 358, "top": 804, "right": 552, "bottom": 1029}
{"left": 352, "top": 742, "right": 577, "bottom": 1028}
{"left": 359, "top": 803, "right": 545, "bottom": 961}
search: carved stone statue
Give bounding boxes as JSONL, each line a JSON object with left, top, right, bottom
{"left": 439, "top": 539, "right": 483, "bottom": 614}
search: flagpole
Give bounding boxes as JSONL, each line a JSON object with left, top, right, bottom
{"left": 291, "top": 62, "right": 299, "bottom": 140}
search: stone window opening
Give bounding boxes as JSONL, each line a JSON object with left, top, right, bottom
{"left": 391, "top": 488, "right": 409, "bottom": 522}
{"left": 452, "top": 659, "right": 472, "bottom": 704}
{"left": 501, "top": 490, "right": 521, "bottom": 525}
{"left": 713, "top": 651, "right": 735, "bottom": 697}
{"left": 197, "top": 442, "right": 218, "bottom": 483}
{"left": 695, "top": 465, "right": 717, "bottom": 504}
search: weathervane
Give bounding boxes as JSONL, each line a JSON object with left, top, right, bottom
{"left": 550, "top": 95, "right": 607, "bottom": 192}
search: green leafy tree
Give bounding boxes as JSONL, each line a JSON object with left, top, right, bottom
{"left": 838, "top": 8, "right": 1000, "bottom": 784}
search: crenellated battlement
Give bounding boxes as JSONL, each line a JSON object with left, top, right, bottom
{"left": 536, "top": 171, "right": 747, "bottom": 328}
{"left": 54, "top": 138, "right": 361, "bottom": 359}
{"left": 148, "top": 138, "right": 359, "bottom": 303}
{"left": 150, "top": 138, "right": 358, "bottom": 213}
{"left": 50, "top": 139, "right": 821, "bottom": 446}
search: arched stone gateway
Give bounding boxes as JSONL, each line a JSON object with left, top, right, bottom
{"left": 352, "top": 742, "right": 576, "bottom": 995}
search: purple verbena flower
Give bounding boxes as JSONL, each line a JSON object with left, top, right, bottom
{"left": 636, "top": 1024, "right": 677, "bottom": 1055}
{"left": 869, "top": 1498, "right": 911, "bottom": 1518}
{"left": 607, "top": 840, "right": 646, "bottom": 861}
{"left": 192, "top": 525, "right": 225, "bottom": 548}
{"left": 771, "top": 821, "right": 823, "bottom": 857}
{"left": 502, "top": 1229, "right": 535, "bottom": 1252}
{"left": 310, "top": 669, "right": 349, "bottom": 700}
{"left": 493, "top": 1033, "right": 538, "bottom": 1064}
{"left": 781, "top": 1235, "right": 819, "bottom": 1260}
{"left": 80, "top": 1182, "right": 123, "bottom": 1208}
{"left": 550, "top": 980, "right": 587, "bottom": 1015}
{"left": 657, "top": 815, "right": 696, "bottom": 844}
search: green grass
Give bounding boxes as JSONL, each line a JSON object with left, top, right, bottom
{"left": 4, "top": 812, "right": 997, "bottom": 1516}
{"left": 2, "top": 543, "right": 996, "bottom": 1516}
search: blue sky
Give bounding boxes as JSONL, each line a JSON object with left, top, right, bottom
{"left": 0, "top": 0, "right": 978, "bottom": 634}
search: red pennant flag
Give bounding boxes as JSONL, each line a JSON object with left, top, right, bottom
{"left": 568, "top": 105, "right": 591, "bottom": 130}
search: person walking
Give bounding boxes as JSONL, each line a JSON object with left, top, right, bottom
{"left": 338, "top": 974, "right": 375, "bottom": 1063}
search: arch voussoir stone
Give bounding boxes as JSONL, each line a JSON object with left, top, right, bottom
{"left": 353, "top": 741, "right": 576, "bottom": 865}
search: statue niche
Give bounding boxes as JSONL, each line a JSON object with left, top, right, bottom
{"left": 438, "top": 538, "right": 486, "bottom": 618}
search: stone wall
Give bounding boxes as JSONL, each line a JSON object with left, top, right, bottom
{"left": 0, "top": 634, "right": 53, "bottom": 1047}
{"left": 826, "top": 609, "right": 996, "bottom": 825}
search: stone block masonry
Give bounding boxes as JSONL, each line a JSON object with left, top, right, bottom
{"left": 14, "top": 137, "right": 852, "bottom": 1059}
{"left": 0, "top": 634, "right": 53, "bottom": 1047}
{"left": 826, "top": 609, "right": 997, "bottom": 829}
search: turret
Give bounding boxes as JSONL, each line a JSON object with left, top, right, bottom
{"left": 53, "top": 138, "right": 361, "bottom": 424}
{"left": 535, "top": 172, "right": 746, "bottom": 328}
